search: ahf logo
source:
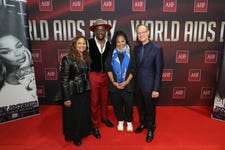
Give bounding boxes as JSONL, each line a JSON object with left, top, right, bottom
{"left": 70, "top": 0, "right": 83, "bottom": 11}
{"left": 31, "top": 49, "right": 42, "bottom": 62}
{"left": 194, "top": 0, "right": 208, "bottom": 12}
{"left": 37, "top": 86, "right": 45, "bottom": 97}
{"left": 188, "top": 69, "right": 201, "bottom": 81}
{"left": 132, "top": 0, "right": 145, "bottom": 12}
{"left": 45, "top": 68, "right": 57, "bottom": 80}
{"left": 39, "top": 0, "right": 53, "bottom": 11}
{"left": 205, "top": 51, "right": 218, "bottom": 63}
{"left": 163, "top": 0, "right": 177, "bottom": 12}
{"left": 176, "top": 50, "right": 189, "bottom": 63}
{"left": 58, "top": 49, "right": 68, "bottom": 64}
{"left": 200, "top": 87, "right": 213, "bottom": 99}
{"left": 173, "top": 87, "right": 186, "bottom": 99}
{"left": 101, "top": 0, "right": 114, "bottom": 11}
{"left": 162, "top": 69, "right": 173, "bottom": 81}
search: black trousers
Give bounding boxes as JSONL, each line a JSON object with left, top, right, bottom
{"left": 135, "top": 88, "right": 156, "bottom": 130}
{"left": 110, "top": 91, "right": 134, "bottom": 122}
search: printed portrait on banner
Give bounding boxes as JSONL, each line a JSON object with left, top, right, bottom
{"left": 212, "top": 44, "right": 225, "bottom": 122}
{"left": 0, "top": 1, "right": 39, "bottom": 124}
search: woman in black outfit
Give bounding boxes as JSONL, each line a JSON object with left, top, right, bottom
{"left": 105, "top": 31, "right": 135, "bottom": 132}
{"left": 60, "top": 36, "right": 92, "bottom": 146}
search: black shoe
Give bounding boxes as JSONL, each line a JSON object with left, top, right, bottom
{"left": 92, "top": 128, "right": 101, "bottom": 139}
{"left": 73, "top": 139, "right": 82, "bottom": 146}
{"left": 101, "top": 119, "right": 114, "bottom": 127}
{"left": 146, "top": 130, "right": 154, "bottom": 143}
{"left": 135, "top": 124, "right": 146, "bottom": 134}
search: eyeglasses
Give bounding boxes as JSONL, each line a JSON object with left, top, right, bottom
{"left": 137, "top": 31, "right": 148, "bottom": 35}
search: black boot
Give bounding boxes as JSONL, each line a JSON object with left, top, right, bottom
{"left": 135, "top": 124, "right": 146, "bottom": 134}
{"left": 92, "top": 128, "right": 101, "bottom": 139}
{"left": 101, "top": 119, "right": 114, "bottom": 127}
{"left": 73, "top": 139, "right": 82, "bottom": 146}
{"left": 146, "top": 130, "right": 154, "bottom": 143}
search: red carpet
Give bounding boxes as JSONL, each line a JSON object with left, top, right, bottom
{"left": 0, "top": 105, "right": 225, "bottom": 150}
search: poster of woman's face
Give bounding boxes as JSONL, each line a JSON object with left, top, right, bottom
{"left": 0, "top": 4, "right": 39, "bottom": 124}
{"left": 0, "top": 35, "right": 31, "bottom": 68}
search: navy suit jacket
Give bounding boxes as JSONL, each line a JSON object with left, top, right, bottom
{"left": 134, "top": 41, "right": 163, "bottom": 93}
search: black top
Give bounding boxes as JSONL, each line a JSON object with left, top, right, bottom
{"left": 88, "top": 38, "right": 111, "bottom": 72}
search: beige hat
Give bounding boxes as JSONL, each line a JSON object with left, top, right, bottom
{"left": 89, "top": 19, "right": 112, "bottom": 32}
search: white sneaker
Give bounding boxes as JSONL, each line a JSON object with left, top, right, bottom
{"left": 127, "top": 122, "right": 133, "bottom": 132}
{"left": 117, "top": 121, "right": 124, "bottom": 131}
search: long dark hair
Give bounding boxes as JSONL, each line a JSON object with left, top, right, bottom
{"left": 111, "top": 30, "right": 130, "bottom": 51}
{"left": 68, "top": 36, "right": 92, "bottom": 66}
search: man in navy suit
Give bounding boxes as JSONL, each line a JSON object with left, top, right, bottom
{"left": 134, "top": 24, "right": 163, "bottom": 143}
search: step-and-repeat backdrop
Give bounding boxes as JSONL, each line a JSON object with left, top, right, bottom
{"left": 27, "top": 0, "right": 225, "bottom": 106}
{"left": 0, "top": 1, "right": 39, "bottom": 124}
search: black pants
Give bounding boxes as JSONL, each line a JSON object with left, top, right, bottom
{"left": 110, "top": 91, "right": 134, "bottom": 122}
{"left": 135, "top": 88, "right": 156, "bottom": 130}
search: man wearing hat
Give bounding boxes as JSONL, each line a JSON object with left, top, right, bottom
{"left": 88, "top": 19, "right": 114, "bottom": 139}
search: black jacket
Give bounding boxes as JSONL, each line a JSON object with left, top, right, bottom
{"left": 60, "top": 55, "right": 90, "bottom": 101}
